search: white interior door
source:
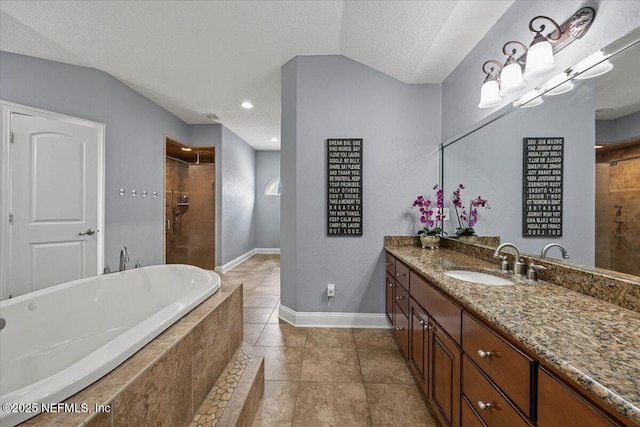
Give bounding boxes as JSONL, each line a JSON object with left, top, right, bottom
{"left": 3, "top": 105, "right": 104, "bottom": 298}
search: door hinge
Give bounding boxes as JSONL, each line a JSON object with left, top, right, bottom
{"left": 9, "top": 213, "right": 13, "bottom": 224}
{"left": 10, "top": 131, "right": 14, "bottom": 143}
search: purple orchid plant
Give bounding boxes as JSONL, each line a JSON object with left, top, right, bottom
{"left": 452, "top": 184, "right": 490, "bottom": 237}
{"left": 411, "top": 184, "right": 447, "bottom": 236}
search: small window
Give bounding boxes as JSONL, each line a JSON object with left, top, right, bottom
{"left": 264, "top": 178, "right": 281, "bottom": 195}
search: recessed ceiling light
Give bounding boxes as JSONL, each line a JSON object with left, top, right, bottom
{"left": 241, "top": 101, "right": 254, "bottom": 109}
{"left": 181, "top": 147, "right": 192, "bottom": 152}
{"left": 271, "top": 137, "right": 278, "bottom": 142}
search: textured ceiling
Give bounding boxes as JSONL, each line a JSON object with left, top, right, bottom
{"left": 0, "top": 1, "right": 514, "bottom": 150}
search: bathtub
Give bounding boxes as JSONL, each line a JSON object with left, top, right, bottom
{"left": 0, "top": 264, "right": 221, "bottom": 426}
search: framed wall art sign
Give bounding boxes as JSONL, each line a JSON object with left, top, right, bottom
{"left": 327, "top": 138, "right": 362, "bottom": 236}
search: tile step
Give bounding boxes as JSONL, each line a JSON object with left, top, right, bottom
{"left": 190, "top": 346, "right": 265, "bottom": 427}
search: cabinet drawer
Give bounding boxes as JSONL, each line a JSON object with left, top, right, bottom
{"left": 537, "top": 367, "right": 616, "bottom": 427}
{"left": 462, "top": 312, "right": 532, "bottom": 415}
{"left": 385, "top": 253, "right": 396, "bottom": 276}
{"left": 462, "top": 396, "right": 488, "bottom": 427}
{"left": 410, "top": 271, "right": 462, "bottom": 343}
{"left": 462, "top": 356, "right": 530, "bottom": 427}
{"left": 395, "top": 260, "right": 410, "bottom": 291}
{"left": 394, "top": 283, "right": 409, "bottom": 316}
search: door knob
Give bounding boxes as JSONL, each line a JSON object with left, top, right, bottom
{"left": 78, "top": 228, "right": 98, "bottom": 236}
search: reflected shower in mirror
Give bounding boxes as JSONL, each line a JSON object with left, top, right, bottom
{"left": 441, "top": 30, "right": 640, "bottom": 278}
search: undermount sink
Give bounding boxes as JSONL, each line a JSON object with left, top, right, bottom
{"left": 444, "top": 270, "right": 515, "bottom": 286}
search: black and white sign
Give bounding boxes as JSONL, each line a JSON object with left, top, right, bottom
{"left": 327, "top": 139, "right": 362, "bottom": 236}
{"left": 523, "top": 137, "right": 563, "bottom": 237}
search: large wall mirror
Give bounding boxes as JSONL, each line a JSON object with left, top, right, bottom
{"left": 441, "top": 27, "right": 640, "bottom": 279}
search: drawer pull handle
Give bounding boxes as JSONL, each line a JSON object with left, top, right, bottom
{"left": 477, "top": 349, "right": 493, "bottom": 358}
{"left": 388, "top": 283, "right": 394, "bottom": 288}
{"left": 419, "top": 320, "right": 425, "bottom": 325}
{"left": 424, "top": 323, "right": 433, "bottom": 331}
{"left": 385, "top": 262, "right": 391, "bottom": 266}
{"left": 396, "top": 272, "right": 406, "bottom": 277}
{"left": 477, "top": 401, "right": 493, "bottom": 410}
{"left": 396, "top": 296, "right": 404, "bottom": 300}
{"left": 395, "top": 327, "right": 405, "bottom": 331}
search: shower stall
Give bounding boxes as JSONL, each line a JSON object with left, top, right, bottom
{"left": 164, "top": 138, "right": 216, "bottom": 270}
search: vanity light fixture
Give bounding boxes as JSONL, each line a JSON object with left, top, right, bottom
{"left": 572, "top": 51, "right": 614, "bottom": 80}
{"left": 478, "top": 7, "right": 596, "bottom": 109}
{"left": 241, "top": 101, "right": 254, "bottom": 109}
{"left": 513, "top": 90, "right": 543, "bottom": 108}
{"left": 499, "top": 42, "right": 527, "bottom": 96}
{"left": 478, "top": 60, "right": 503, "bottom": 108}
{"left": 539, "top": 72, "right": 575, "bottom": 96}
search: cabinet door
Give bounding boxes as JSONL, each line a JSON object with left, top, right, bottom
{"left": 537, "top": 368, "right": 616, "bottom": 427}
{"left": 429, "top": 324, "right": 461, "bottom": 427}
{"left": 385, "top": 273, "right": 395, "bottom": 324}
{"left": 394, "top": 302, "right": 409, "bottom": 359}
{"left": 410, "top": 299, "right": 430, "bottom": 393}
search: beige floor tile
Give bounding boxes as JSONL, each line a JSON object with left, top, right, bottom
{"left": 267, "top": 306, "right": 282, "bottom": 323}
{"left": 243, "top": 324, "right": 265, "bottom": 346}
{"left": 255, "top": 324, "right": 307, "bottom": 347}
{"left": 353, "top": 328, "right": 396, "bottom": 349}
{"left": 365, "top": 383, "right": 436, "bottom": 426}
{"left": 250, "top": 381, "right": 298, "bottom": 427}
{"left": 358, "top": 347, "right": 415, "bottom": 384}
{"left": 305, "top": 328, "right": 355, "bottom": 348}
{"left": 249, "top": 347, "right": 304, "bottom": 381}
{"left": 300, "top": 347, "right": 362, "bottom": 382}
{"left": 244, "top": 295, "right": 280, "bottom": 308}
{"left": 252, "top": 285, "right": 281, "bottom": 296}
{"left": 292, "top": 382, "right": 371, "bottom": 427}
{"left": 244, "top": 307, "right": 275, "bottom": 324}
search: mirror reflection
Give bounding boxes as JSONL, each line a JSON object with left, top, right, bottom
{"left": 442, "top": 32, "right": 640, "bottom": 278}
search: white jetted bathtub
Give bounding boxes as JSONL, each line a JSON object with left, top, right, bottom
{"left": 0, "top": 264, "right": 220, "bottom": 426}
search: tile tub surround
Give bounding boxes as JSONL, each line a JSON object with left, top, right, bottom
{"left": 19, "top": 281, "right": 243, "bottom": 427}
{"left": 385, "top": 243, "right": 640, "bottom": 426}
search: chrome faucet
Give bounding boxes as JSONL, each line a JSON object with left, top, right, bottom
{"left": 540, "top": 243, "right": 570, "bottom": 260}
{"left": 119, "top": 246, "right": 130, "bottom": 271}
{"left": 493, "top": 243, "right": 526, "bottom": 275}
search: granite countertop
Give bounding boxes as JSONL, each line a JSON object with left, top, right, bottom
{"left": 385, "top": 245, "right": 640, "bottom": 426}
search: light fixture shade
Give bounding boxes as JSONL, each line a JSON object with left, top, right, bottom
{"left": 516, "top": 96, "right": 543, "bottom": 108}
{"left": 544, "top": 80, "right": 574, "bottom": 96}
{"left": 574, "top": 60, "right": 613, "bottom": 80}
{"left": 499, "top": 60, "right": 526, "bottom": 96}
{"left": 524, "top": 39, "right": 556, "bottom": 78}
{"left": 478, "top": 79, "right": 502, "bottom": 108}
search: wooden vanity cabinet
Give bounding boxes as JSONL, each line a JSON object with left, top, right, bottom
{"left": 430, "top": 322, "right": 461, "bottom": 427}
{"left": 410, "top": 299, "right": 430, "bottom": 388}
{"left": 537, "top": 368, "right": 617, "bottom": 427}
{"left": 385, "top": 273, "right": 395, "bottom": 323}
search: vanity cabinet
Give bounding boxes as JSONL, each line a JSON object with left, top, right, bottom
{"left": 384, "top": 250, "right": 631, "bottom": 427}
{"left": 537, "top": 367, "right": 616, "bottom": 427}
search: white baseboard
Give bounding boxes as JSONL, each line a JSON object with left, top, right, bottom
{"left": 255, "top": 248, "right": 280, "bottom": 254}
{"left": 215, "top": 247, "right": 281, "bottom": 273}
{"left": 215, "top": 249, "right": 256, "bottom": 273}
{"left": 279, "top": 304, "right": 390, "bottom": 328}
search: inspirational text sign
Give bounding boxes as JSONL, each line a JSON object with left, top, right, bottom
{"left": 327, "top": 139, "right": 362, "bottom": 236}
{"left": 523, "top": 137, "right": 563, "bottom": 237}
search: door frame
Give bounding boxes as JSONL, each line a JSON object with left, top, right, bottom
{"left": 0, "top": 101, "right": 106, "bottom": 299}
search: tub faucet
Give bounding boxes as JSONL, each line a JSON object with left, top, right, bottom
{"left": 119, "top": 247, "right": 130, "bottom": 271}
{"left": 541, "top": 243, "right": 570, "bottom": 260}
{"left": 493, "top": 243, "right": 526, "bottom": 275}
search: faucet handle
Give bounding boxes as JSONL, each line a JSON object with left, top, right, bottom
{"left": 527, "top": 263, "right": 547, "bottom": 281}
{"left": 494, "top": 254, "right": 509, "bottom": 272}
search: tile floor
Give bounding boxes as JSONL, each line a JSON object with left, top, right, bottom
{"left": 220, "top": 254, "right": 438, "bottom": 427}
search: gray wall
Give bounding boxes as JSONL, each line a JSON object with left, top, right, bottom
{"left": 443, "top": 80, "right": 595, "bottom": 265}
{"left": 219, "top": 126, "right": 257, "bottom": 264}
{"left": 281, "top": 55, "right": 441, "bottom": 313}
{"left": 1, "top": 51, "right": 258, "bottom": 270}
{"left": 0, "top": 51, "right": 189, "bottom": 269}
{"left": 442, "top": 0, "right": 640, "bottom": 142}
{"left": 255, "top": 151, "right": 281, "bottom": 249}
{"left": 596, "top": 110, "right": 640, "bottom": 145}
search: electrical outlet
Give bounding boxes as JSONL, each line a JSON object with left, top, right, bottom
{"left": 327, "top": 283, "right": 335, "bottom": 298}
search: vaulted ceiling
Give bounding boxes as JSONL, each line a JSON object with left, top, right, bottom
{"left": 0, "top": 1, "right": 514, "bottom": 149}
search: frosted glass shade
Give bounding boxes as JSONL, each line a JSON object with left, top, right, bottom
{"left": 478, "top": 80, "right": 502, "bottom": 108}
{"left": 499, "top": 62, "right": 526, "bottom": 96}
{"left": 544, "top": 80, "right": 574, "bottom": 96}
{"left": 574, "top": 60, "right": 613, "bottom": 80}
{"left": 524, "top": 40, "right": 556, "bottom": 79}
